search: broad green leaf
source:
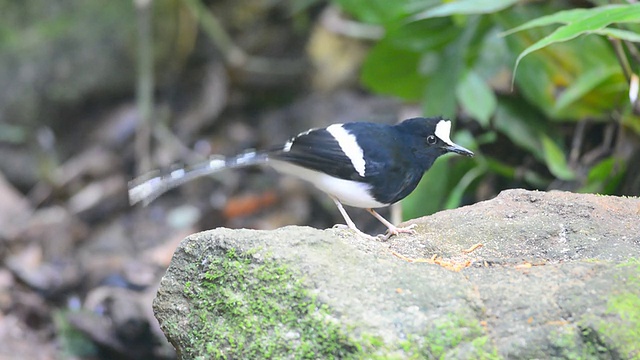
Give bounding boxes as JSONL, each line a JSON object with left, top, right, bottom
{"left": 452, "top": 128, "right": 477, "bottom": 151}
{"left": 554, "top": 66, "right": 620, "bottom": 113}
{"left": 411, "top": 0, "right": 520, "bottom": 21}
{"left": 424, "top": 15, "right": 481, "bottom": 117}
{"left": 456, "top": 71, "right": 497, "bottom": 127}
{"left": 473, "top": 27, "right": 514, "bottom": 87}
{"left": 333, "top": 0, "right": 402, "bottom": 24}
{"left": 423, "top": 57, "right": 458, "bottom": 117}
{"left": 361, "top": 41, "right": 424, "bottom": 100}
{"left": 386, "top": 17, "right": 461, "bottom": 52}
{"left": 541, "top": 134, "right": 575, "bottom": 180}
{"left": 513, "top": 4, "right": 640, "bottom": 77}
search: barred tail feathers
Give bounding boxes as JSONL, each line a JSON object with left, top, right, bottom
{"left": 128, "top": 151, "right": 269, "bottom": 206}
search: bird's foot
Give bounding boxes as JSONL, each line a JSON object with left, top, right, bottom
{"left": 379, "top": 223, "right": 417, "bottom": 241}
{"left": 333, "top": 224, "right": 378, "bottom": 241}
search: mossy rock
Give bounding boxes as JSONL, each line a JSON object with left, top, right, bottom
{"left": 154, "top": 190, "right": 640, "bottom": 359}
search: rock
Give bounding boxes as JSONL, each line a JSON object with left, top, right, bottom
{"left": 0, "top": 171, "right": 32, "bottom": 240}
{"left": 153, "top": 189, "right": 640, "bottom": 359}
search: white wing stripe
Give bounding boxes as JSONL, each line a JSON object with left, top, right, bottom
{"left": 326, "top": 124, "right": 366, "bottom": 177}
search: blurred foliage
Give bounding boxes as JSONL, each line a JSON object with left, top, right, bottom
{"left": 0, "top": 0, "right": 194, "bottom": 132}
{"left": 327, "top": 0, "right": 640, "bottom": 218}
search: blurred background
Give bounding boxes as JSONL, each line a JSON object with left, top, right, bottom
{"left": 1, "top": 0, "right": 639, "bottom": 358}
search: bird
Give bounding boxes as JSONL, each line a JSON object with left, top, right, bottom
{"left": 128, "top": 117, "right": 474, "bottom": 239}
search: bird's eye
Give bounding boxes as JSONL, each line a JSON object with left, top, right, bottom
{"left": 426, "top": 135, "right": 437, "bottom": 145}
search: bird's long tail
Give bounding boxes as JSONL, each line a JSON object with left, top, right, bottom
{"left": 128, "top": 150, "right": 269, "bottom": 206}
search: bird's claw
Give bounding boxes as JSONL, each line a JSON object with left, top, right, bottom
{"left": 333, "top": 223, "right": 417, "bottom": 241}
{"left": 379, "top": 223, "right": 417, "bottom": 241}
{"left": 332, "top": 223, "right": 379, "bottom": 241}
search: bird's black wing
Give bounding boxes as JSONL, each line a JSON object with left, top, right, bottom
{"left": 338, "top": 122, "right": 424, "bottom": 204}
{"left": 269, "top": 128, "right": 364, "bottom": 181}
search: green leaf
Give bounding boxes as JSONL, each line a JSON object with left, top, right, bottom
{"left": 484, "top": 158, "right": 516, "bottom": 178}
{"left": 493, "top": 99, "right": 547, "bottom": 160}
{"left": 592, "top": 28, "right": 640, "bottom": 42}
{"left": 579, "top": 157, "right": 626, "bottom": 194}
{"left": 506, "top": 29, "right": 624, "bottom": 120}
{"left": 523, "top": 170, "right": 551, "bottom": 188}
{"left": 456, "top": 71, "right": 497, "bottom": 127}
{"left": 444, "top": 164, "right": 485, "bottom": 209}
{"left": 621, "top": 114, "right": 640, "bottom": 136}
{"left": 553, "top": 65, "right": 620, "bottom": 113}
{"left": 423, "top": 57, "right": 458, "bottom": 117}
{"left": 402, "top": 160, "right": 450, "bottom": 218}
{"left": 540, "top": 134, "right": 575, "bottom": 181}
{"left": 500, "top": 7, "right": 604, "bottom": 36}
{"left": 403, "top": 151, "right": 479, "bottom": 218}
{"left": 513, "top": 4, "right": 640, "bottom": 77}
{"left": 386, "top": 17, "right": 461, "bottom": 52}
{"left": 361, "top": 41, "right": 424, "bottom": 100}
{"left": 424, "top": 15, "right": 481, "bottom": 117}
{"left": 332, "top": 0, "right": 383, "bottom": 23}
{"left": 473, "top": 27, "right": 514, "bottom": 87}
{"left": 411, "top": 0, "right": 520, "bottom": 21}
{"left": 335, "top": 0, "right": 433, "bottom": 24}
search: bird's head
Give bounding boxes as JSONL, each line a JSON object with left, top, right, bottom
{"left": 398, "top": 117, "right": 474, "bottom": 161}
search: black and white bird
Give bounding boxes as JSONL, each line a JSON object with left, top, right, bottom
{"left": 128, "top": 117, "right": 473, "bottom": 239}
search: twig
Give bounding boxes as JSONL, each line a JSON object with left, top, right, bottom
{"left": 180, "top": 0, "right": 305, "bottom": 76}
{"left": 180, "top": 0, "right": 246, "bottom": 67}
{"left": 134, "top": 0, "right": 154, "bottom": 175}
{"left": 581, "top": 122, "right": 617, "bottom": 165}
{"left": 569, "top": 120, "right": 587, "bottom": 167}
{"left": 319, "top": 5, "right": 384, "bottom": 40}
{"left": 624, "top": 39, "right": 640, "bottom": 65}
{"left": 609, "top": 37, "right": 632, "bottom": 83}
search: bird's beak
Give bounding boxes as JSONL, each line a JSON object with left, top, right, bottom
{"left": 445, "top": 143, "right": 474, "bottom": 157}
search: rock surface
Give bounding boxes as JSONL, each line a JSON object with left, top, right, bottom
{"left": 153, "top": 189, "right": 640, "bottom": 359}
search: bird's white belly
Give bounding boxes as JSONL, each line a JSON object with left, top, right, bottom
{"left": 269, "top": 160, "right": 386, "bottom": 208}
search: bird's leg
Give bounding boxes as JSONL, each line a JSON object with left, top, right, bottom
{"left": 367, "top": 208, "right": 417, "bottom": 240}
{"left": 329, "top": 196, "right": 376, "bottom": 240}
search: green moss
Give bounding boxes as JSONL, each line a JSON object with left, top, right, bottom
{"left": 180, "top": 247, "right": 359, "bottom": 359}
{"left": 420, "top": 313, "right": 500, "bottom": 359}
{"left": 597, "top": 261, "right": 640, "bottom": 359}
{"left": 358, "top": 312, "right": 500, "bottom": 359}
{"left": 549, "top": 325, "right": 602, "bottom": 359}
{"left": 578, "top": 259, "right": 640, "bottom": 360}
{"left": 606, "top": 293, "right": 640, "bottom": 334}
{"left": 176, "top": 247, "right": 501, "bottom": 359}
